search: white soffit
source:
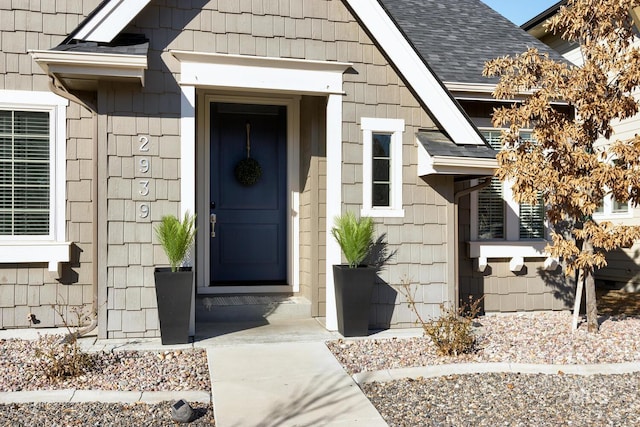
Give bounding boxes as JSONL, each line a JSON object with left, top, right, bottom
{"left": 345, "top": 0, "right": 486, "bottom": 146}
{"left": 170, "top": 51, "right": 352, "bottom": 94}
{"left": 74, "top": 0, "right": 152, "bottom": 43}
{"left": 417, "top": 143, "right": 497, "bottom": 176}
{"left": 30, "top": 50, "right": 147, "bottom": 85}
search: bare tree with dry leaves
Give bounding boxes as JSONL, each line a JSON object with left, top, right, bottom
{"left": 483, "top": 0, "right": 640, "bottom": 332}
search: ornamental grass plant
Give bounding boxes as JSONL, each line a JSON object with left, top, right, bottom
{"left": 331, "top": 212, "right": 374, "bottom": 268}
{"left": 155, "top": 211, "right": 196, "bottom": 272}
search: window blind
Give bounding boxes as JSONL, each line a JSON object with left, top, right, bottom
{"left": 478, "top": 130, "right": 504, "bottom": 239}
{"left": 519, "top": 193, "right": 545, "bottom": 239}
{"left": 0, "top": 110, "right": 50, "bottom": 236}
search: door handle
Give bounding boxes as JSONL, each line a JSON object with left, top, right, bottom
{"left": 210, "top": 213, "right": 217, "bottom": 238}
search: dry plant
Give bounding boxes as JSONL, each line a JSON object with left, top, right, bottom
{"left": 33, "top": 302, "right": 95, "bottom": 380}
{"left": 399, "top": 280, "right": 483, "bottom": 356}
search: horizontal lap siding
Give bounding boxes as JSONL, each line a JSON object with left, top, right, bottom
{"left": 0, "top": 0, "right": 101, "bottom": 329}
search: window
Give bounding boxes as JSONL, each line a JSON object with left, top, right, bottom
{"left": 475, "top": 129, "right": 545, "bottom": 241}
{"left": 0, "top": 90, "right": 69, "bottom": 274}
{"left": 593, "top": 158, "right": 632, "bottom": 218}
{"left": 361, "top": 118, "right": 404, "bottom": 217}
{"left": 595, "top": 196, "right": 631, "bottom": 218}
{"left": 0, "top": 110, "right": 51, "bottom": 235}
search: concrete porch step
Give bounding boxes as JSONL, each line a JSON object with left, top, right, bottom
{"left": 196, "top": 294, "right": 312, "bottom": 322}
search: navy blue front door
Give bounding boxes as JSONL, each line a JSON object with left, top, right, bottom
{"left": 210, "top": 103, "right": 287, "bottom": 284}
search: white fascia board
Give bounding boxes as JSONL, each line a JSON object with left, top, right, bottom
{"left": 445, "top": 82, "right": 497, "bottom": 94}
{"left": 171, "top": 51, "right": 351, "bottom": 95}
{"left": 417, "top": 142, "right": 497, "bottom": 176}
{"left": 30, "top": 50, "right": 147, "bottom": 84}
{"left": 73, "top": 0, "right": 152, "bottom": 43}
{"left": 346, "top": 0, "right": 485, "bottom": 146}
{"left": 31, "top": 50, "right": 148, "bottom": 69}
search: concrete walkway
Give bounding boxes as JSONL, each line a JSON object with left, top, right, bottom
{"left": 197, "top": 319, "right": 388, "bottom": 426}
{"left": 210, "top": 341, "right": 386, "bottom": 426}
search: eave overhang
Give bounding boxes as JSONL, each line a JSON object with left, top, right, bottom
{"left": 416, "top": 130, "right": 498, "bottom": 177}
{"left": 418, "top": 149, "right": 498, "bottom": 176}
{"left": 30, "top": 49, "right": 147, "bottom": 91}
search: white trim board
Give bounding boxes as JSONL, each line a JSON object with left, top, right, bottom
{"left": 30, "top": 50, "right": 147, "bottom": 86}
{"left": 73, "top": 0, "right": 151, "bottom": 43}
{"left": 171, "top": 51, "right": 351, "bottom": 95}
{"left": 417, "top": 150, "right": 498, "bottom": 176}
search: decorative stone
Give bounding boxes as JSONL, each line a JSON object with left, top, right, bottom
{"left": 171, "top": 399, "right": 194, "bottom": 423}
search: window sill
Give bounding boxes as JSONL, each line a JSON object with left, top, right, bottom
{"left": 468, "top": 240, "right": 558, "bottom": 273}
{"left": 0, "top": 241, "right": 71, "bottom": 277}
{"left": 593, "top": 211, "right": 633, "bottom": 220}
{"left": 361, "top": 208, "right": 405, "bottom": 218}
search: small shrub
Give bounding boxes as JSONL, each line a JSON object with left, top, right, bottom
{"left": 34, "top": 333, "right": 95, "bottom": 379}
{"left": 422, "top": 298, "right": 483, "bottom": 356}
{"left": 399, "top": 280, "right": 483, "bottom": 356}
{"left": 33, "top": 304, "right": 95, "bottom": 380}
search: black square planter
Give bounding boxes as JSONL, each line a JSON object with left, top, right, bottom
{"left": 154, "top": 267, "right": 193, "bottom": 345}
{"left": 333, "top": 265, "right": 376, "bottom": 337}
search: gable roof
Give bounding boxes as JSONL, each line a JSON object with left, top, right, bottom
{"left": 37, "top": 0, "right": 505, "bottom": 171}
{"left": 379, "top": 0, "right": 567, "bottom": 85}
{"left": 521, "top": 1, "right": 566, "bottom": 34}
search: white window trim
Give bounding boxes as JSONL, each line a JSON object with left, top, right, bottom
{"left": 361, "top": 117, "right": 405, "bottom": 218}
{"left": 469, "top": 128, "right": 555, "bottom": 272}
{"left": 593, "top": 194, "right": 633, "bottom": 220}
{"left": 0, "top": 90, "right": 70, "bottom": 276}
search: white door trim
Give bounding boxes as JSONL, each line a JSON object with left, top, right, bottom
{"left": 175, "top": 52, "right": 349, "bottom": 330}
{"left": 196, "top": 93, "right": 300, "bottom": 294}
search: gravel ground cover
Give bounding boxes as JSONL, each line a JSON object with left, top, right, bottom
{"left": 0, "top": 337, "right": 210, "bottom": 392}
{"left": 328, "top": 312, "right": 640, "bottom": 427}
{"left": 0, "top": 401, "right": 214, "bottom": 426}
{"left": 363, "top": 372, "right": 640, "bottom": 427}
{"left": 0, "top": 336, "right": 213, "bottom": 425}
{"left": 327, "top": 312, "right": 640, "bottom": 374}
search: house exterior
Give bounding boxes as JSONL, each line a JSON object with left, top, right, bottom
{"left": 0, "top": 0, "right": 571, "bottom": 339}
{"left": 524, "top": 2, "right": 640, "bottom": 291}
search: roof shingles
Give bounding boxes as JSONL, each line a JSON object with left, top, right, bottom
{"left": 379, "top": 0, "right": 567, "bottom": 84}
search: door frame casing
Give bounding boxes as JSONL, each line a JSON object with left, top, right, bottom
{"left": 196, "top": 92, "right": 300, "bottom": 294}
{"left": 175, "top": 51, "right": 350, "bottom": 330}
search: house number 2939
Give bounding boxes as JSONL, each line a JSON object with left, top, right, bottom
{"left": 138, "top": 136, "right": 151, "bottom": 219}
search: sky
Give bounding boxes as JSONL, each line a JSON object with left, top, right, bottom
{"left": 480, "top": 0, "right": 561, "bottom": 25}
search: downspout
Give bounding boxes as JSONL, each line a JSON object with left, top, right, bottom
{"left": 453, "top": 177, "right": 491, "bottom": 311}
{"left": 48, "top": 75, "right": 99, "bottom": 339}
